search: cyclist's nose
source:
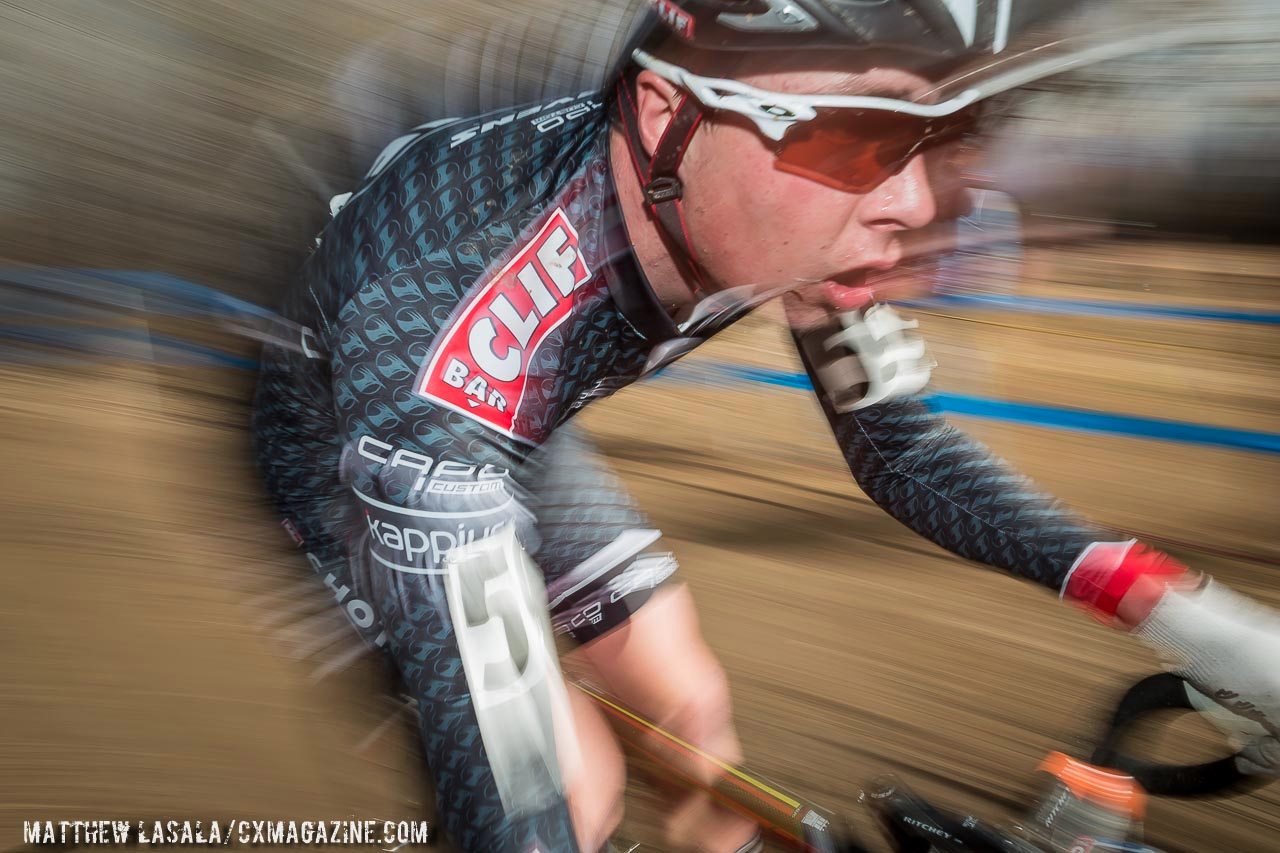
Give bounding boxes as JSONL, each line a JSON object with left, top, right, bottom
{"left": 862, "top": 155, "right": 938, "bottom": 231}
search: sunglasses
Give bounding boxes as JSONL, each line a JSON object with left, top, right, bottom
{"left": 632, "top": 49, "right": 985, "bottom": 193}
{"left": 769, "top": 105, "right": 982, "bottom": 193}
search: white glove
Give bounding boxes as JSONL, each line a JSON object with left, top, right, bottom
{"left": 1134, "top": 580, "right": 1280, "bottom": 775}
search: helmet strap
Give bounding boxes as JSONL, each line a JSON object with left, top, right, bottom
{"left": 615, "top": 76, "right": 711, "bottom": 296}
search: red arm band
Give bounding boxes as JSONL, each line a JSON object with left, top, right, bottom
{"left": 1062, "top": 541, "right": 1194, "bottom": 626}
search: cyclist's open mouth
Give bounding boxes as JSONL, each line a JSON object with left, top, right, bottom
{"left": 821, "top": 278, "right": 876, "bottom": 310}
{"left": 780, "top": 273, "right": 875, "bottom": 331}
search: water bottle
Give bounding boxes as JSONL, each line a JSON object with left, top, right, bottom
{"left": 1016, "top": 752, "right": 1149, "bottom": 853}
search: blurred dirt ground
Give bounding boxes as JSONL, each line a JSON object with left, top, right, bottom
{"left": 1, "top": 239, "right": 1277, "bottom": 852}
{"left": 1, "top": 1, "right": 1278, "bottom": 851}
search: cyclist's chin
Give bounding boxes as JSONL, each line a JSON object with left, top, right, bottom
{"left": 781, "top": 284, "right": 867, "bottom": 332}
{"left": 782, "top": 306, "right": 829, "bottom": 333}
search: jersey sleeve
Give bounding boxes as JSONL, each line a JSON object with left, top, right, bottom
{"left": 520, "top": 426, "right": 679, "bottom": 643}
{"left": 326, "top": 268, "right": 583, "bottom": 852}
{"left": 791, "top": 332, "right": 1109, "bottom": 592}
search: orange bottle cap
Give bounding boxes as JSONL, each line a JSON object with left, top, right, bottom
{"left": 1038, "top": 752, "right": 1147, "bottom": 820}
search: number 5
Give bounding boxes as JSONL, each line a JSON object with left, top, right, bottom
{"left": 444, "top": 525, "right": 577, "bottom": 815}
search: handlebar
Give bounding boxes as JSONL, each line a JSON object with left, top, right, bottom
{"left": 1090, "top": 672, "right": 1263, "bottom": 797}
{"left": 863, "top": 673, "right": 1267, "bottom": 853}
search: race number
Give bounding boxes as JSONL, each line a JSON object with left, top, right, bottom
{"left": 444, "top": 526, "right": 577, "bottom": 815}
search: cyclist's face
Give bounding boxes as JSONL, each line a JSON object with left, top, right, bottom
{"left": 675, "top": 65, "right": 968, "bottom": 329}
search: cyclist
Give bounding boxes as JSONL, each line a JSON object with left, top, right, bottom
{"left": 252, "top": 2, "right": 1279, "bottom": 850}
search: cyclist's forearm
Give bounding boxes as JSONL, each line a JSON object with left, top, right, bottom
{"left": 788, "top": 325, "right": 1105, "bottom": 591}
{"left": 826, "top": 395, "right": 1106, "bottom": 591}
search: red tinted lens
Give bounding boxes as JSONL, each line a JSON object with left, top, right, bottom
{"left": 774, "top": 107, "right": 979, "bottom": 193}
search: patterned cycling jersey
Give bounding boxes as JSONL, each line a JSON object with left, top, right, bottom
{"left": 253, "top": 86, "right": 740, "bottom": 636}
{"left": 252, "top": 89, "right": 1108, "bottom": 852}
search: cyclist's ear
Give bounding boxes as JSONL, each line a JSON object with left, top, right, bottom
{"left": 632, "top": 69, "right": 687, "bottom": 159}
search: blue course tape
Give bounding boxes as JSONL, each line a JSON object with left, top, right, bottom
{"left": 690, "top": 364, "right": 1280, "bottom": 455}
{"left": 0, "top": 267, "right": 278, "bottom": 320}
{"left": 0, "top": 325, "right": 259, "bottom": 370}
{"left": 79, "top": 269, "right": 279, "bottom": 320}
{"left": 899, "top": 294, "right": 1280, "bottom": 325}
{"left": 12, "top": 267, "right": 1278, "bottom": 325}
{"left": 925, "top": 392, "right": 1280, "bottom": 455}
{"left": 4, "top": 268, "right": 1276, "bottom": 452}
{"left": 6, "top": 319, "right": 1275, "bottom": 453}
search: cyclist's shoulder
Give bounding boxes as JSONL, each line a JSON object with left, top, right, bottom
{"left": 335, "top": 90, "right": 609, "bottom": 234}
{"left": 297, "top": 90, "right": 611, "bottom": 320}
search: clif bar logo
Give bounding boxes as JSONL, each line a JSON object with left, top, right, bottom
{"left": 650, "top": 0, "right": 695, "bottom": 39}
{"left": 415, "top": 208, "right": 591, "bottom": 443}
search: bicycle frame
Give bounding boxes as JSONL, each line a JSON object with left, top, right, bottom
{"left": 573, "top": 681, "right": 856, "bottom": 852}
{"left": 573, "top": 673, "right": 1259, "bottom": 853}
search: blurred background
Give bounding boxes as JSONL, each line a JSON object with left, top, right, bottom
{"left": 1, "top": 1, "right": 1277, "bottom": 851}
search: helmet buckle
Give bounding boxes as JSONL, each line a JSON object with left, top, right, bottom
{"left": 643, "top": 176, "right": 684, "bottom": 205}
